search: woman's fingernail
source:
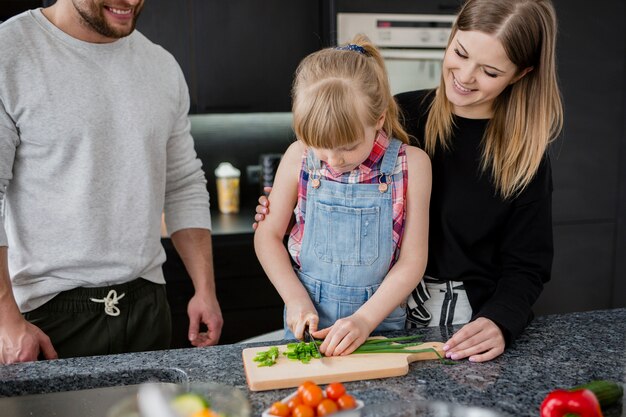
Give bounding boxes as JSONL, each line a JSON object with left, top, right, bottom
{"left": 450, "top": 354, "right": 459, "bottom": 360}
{"left": 443, "top": 344, "right": 449, "bottom": 351}
{"left": 469, "top": 357, "right": 476, "bottom": 362}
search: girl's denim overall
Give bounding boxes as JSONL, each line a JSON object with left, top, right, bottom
{"left": 285, "top": 138, "right": 406, "bottom": 338}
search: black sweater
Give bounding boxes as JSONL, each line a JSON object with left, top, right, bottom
{"left": 395, "top": 89, "right": 553, "bottom": 344}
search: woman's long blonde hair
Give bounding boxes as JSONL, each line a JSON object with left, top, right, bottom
{"left": 292, "top": 34, "right": 409, "bottom": 148}
{"left": 425, "top": 0, "right": 563, "bottom": 199}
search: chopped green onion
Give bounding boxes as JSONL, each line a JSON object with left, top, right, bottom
{"left": 253, "top": 346, "right": 280, "bottom": 367}
{"left": 283, "top": 341, "right": 323, "bottom": 364}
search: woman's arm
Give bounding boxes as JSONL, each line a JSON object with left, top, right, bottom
{"left": 443, "top": 158, "right": 553, "bottom": 362}
{"left": 316, "top": 146, "right": 432, "bottom": 356}
{"left": 253, "top": 141, "right": 318, "bottom": 339}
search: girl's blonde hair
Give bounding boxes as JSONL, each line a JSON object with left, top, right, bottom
{"left": 426, "top": 0, "right": 564, "bottom": 199}
{"left": 292, "top": 34, "right": 409, "bottom": 149}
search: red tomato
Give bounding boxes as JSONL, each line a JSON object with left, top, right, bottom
{"left": 301, "top": 384, "right": 324, "bottom": 407}
{"left": 317, "top": 398, "right": 339, "bottom": 417}
{"left": 324, "top": 382, "right": 346, "bottom": 401}
{"left": 337, "top": 394, "right": 357, "bottom": 410}
{"left": 269, "top": 401, "right": 290, "bottom": 417}
{"left": 287, "top": 395, "right": 302, "bottom": 412}
{"left": 292, "top": 404, "right": 315, "bottom": 417}
{"left": 297, "top": 381, "right": 316, "bottom": 401}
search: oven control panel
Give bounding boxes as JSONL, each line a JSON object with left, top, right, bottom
{"left": 337, "top": 13, "right": 456, "bottom": 49}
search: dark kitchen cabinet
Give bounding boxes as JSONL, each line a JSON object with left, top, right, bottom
{"left": 162, "top": 230, "right": 284, "bottom": 348}
{"left": 0, "top": 0, "right": 43, "bottom": 21}
{"left": 137, "top": 0, "right": 328, "bottom": 113}
{"left": 533, "top": 0, "right": 626, "bottom": 314}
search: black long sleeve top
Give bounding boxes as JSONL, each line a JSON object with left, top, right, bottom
{"left": 395, "top": 89, "right": 553, "bottom": 344}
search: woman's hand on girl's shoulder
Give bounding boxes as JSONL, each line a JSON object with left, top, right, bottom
{"left": 252, "top": 141, "right": 304, "bottom": 231}
{"left": 252, "top": 187, "right": 272, "bottom": 230}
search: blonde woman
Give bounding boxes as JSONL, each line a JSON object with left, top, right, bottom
{"left": 256, "top": 0, "right": 563, "bottom": 362}
{"left": 395, "top": 0, "right": 563, "bottom": 362}
{"left": 254, "top": 36, "right": 432, "bottom": 356}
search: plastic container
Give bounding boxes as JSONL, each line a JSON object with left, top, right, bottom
{"left": 214, "top": 162, "right": 241, "bottom": 214}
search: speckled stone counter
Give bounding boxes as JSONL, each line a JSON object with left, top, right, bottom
{"left": 1, "top": 308, "right": 624, "bottom": 416}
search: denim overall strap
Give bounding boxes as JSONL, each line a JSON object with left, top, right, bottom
{"left": 380, "top": 138, "right": 402, "bottom": 176}
{"left": 305, "top": 147, "right": 322, "bottom": 171}
{"left": 287, "top": 137, "right": 406, "bottom": 336}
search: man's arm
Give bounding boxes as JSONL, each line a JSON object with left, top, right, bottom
{"left": 170, "top": 228, "right": 223, "bottom": 347}
{"left": 0, "top": 247, "right": 57, "bottom": 363}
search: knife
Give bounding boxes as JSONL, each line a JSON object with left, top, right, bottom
{"left": 303, "top": 324, "right": 324, "bottom": 362}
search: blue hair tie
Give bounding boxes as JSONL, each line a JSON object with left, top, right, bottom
{"left": 336, "top": 44, "right": 368, "bottom": 55}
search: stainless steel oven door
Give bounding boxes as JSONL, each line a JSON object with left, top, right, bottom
{"left": 382, "top": 49, "right": 445, "bottom": 95}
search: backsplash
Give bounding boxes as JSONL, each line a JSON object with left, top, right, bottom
{"left": 189, "top": 113, "right": 295, "bottom": 209}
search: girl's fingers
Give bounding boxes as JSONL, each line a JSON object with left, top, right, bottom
{"left": 332, "top": 334, "right": 356, "bottom": 356}
{"left": 294, "top": 320, "right": 307, "bottom": 341}
{"left": 306, "top": 315, "right": 319, "bottom": 333}
{"left": 341, "top": 337, "right": 363, "bottom": 355}
{"left": 323, "top": 328, "right": 349, "bottom": 356}
{"left": 313, "top": 326, "right": 330, "bottom": 340}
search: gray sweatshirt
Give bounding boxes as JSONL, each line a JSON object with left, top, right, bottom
{"left": 0, "top": 10, "right": 212, "bottom": 312}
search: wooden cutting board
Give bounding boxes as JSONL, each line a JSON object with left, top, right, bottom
{"left": 242, "top": 340, "right": 444, "bottom": 391}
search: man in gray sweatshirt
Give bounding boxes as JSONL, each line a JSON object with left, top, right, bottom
{"left": 0, "top": 0, "right": 223, "bottom": 363}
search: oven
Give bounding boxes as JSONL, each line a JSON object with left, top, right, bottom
{"left": 337, "top": 13, "right": 456, "bottom": 95}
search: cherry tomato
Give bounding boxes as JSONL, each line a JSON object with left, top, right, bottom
{"left": 189, "top": 410, "right": 212, "bottom": 417}
{"left": 337, "top": 394, "right": 357, "bottom": 410}
{"left": 324, "top": 382, "right": 346, "bottom": 401}
{"left": 287, "top": 395, "right": 302, "bottom": 412}
{"left": 317, "top": 398, "right": 339, "bottom": 417}
{"left": 292, "top": 404, "right": 315, "bottom": 417}
{"left": 269, "top": 401, "right": 290, "bottom": 417}
{"left": 301, "top": 384, "right": 324, "bottom": 407}
{"left": 297, "top": 381, "right": 316, "bottom": 401}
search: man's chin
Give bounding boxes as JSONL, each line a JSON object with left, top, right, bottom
{"left": 102, "top": 22, "right": 137, "bottom": 39}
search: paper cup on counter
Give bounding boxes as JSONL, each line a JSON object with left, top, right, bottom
{"left": 215, "top": 162, "right": 241, "bottom": 214}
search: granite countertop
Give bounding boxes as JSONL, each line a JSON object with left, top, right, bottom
{"left": 0, "top": 308, "right": 624, "bottom": 416}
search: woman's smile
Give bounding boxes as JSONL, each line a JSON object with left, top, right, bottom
{"left": 451, "top": 75, "right": 475, "bottom": 95}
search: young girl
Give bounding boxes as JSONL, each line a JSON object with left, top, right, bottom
{"left": 253, "top": 35, "right": 432, "bottom": 357}
{"left": 255, "top": 0, "right": 563, "bottom": 362}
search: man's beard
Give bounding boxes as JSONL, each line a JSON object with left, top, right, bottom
{"left": 73, "top": 1, "right": 143, "bottom": 39}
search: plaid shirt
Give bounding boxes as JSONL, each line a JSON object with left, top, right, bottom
{"left": 288, "top": 131, "right": 408, "bottom": 267}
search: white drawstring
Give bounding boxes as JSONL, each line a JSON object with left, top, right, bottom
{"left": 90, "top": 290, "right": 126, "bottom": 316}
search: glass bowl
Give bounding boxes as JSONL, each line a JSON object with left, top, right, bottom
{"left": 106, "top": 382, "right": 251, "bottom": 417}
{"left": 332, "top": 399, "right": 511, "bottom": 417}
